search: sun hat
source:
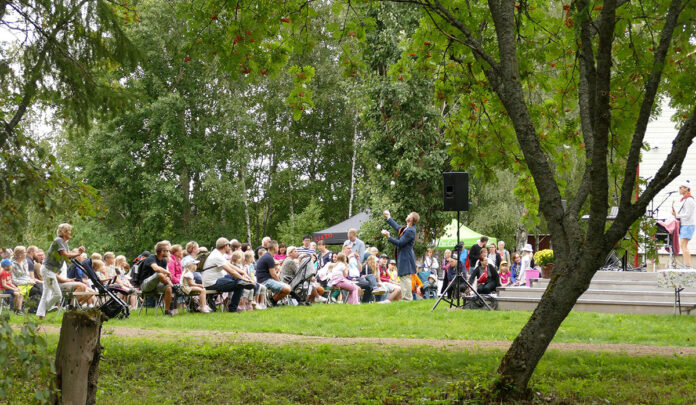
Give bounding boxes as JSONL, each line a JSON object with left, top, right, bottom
{"left": 523, "top": 244, "right": 533, "bottom": 252}
{"left": 1, "top": 258, "right": 11, "bottom": 267}
{"left": 500, "top": 260, "right": 509, "bottom": 266}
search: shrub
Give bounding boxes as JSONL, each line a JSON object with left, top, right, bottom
{"left": 534, "top": 249, "right": 554, "bottom": 266}
{"left": 0, "top": 314, "right": 58, "bottom": 404}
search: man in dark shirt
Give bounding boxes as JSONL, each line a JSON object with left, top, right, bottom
{"left": 26, "top": 245, "right": 38, "bottom": 280}
{"left": 467, "top": 237, "right": 488, "bottom": 268}
{"left": 254, "top": 236, "right": 271, "bottom": 260}
{"left": 256, "top": 240, "right": 290, "bottom": 306}
{"left": 139, "top": 240, "right": 175, "bottom": 315}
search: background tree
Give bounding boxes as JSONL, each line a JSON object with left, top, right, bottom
{"left": 353, "top": 3, "right": 453, "bottom": 256}
{"left": 51, "top": 0, "right": 360, "bottom": 256}
{"left": 0, "top": 0, "right": 139, "bottom": 238}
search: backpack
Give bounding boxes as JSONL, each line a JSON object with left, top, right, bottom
{"left": 130, "top": 254, "right": 148, "bottom": 287}
{"left": 196, "top": 251, "right": 212, "bottom": 272}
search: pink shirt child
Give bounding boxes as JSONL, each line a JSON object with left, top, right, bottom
{"left": 330, "top": 262, "right": 349, "bottom": 285}
{"left": 499, "top": 272, "right": 510, "bottom": 286}
{"left": 167, "top": 255, "right": 183, "bottom": 284}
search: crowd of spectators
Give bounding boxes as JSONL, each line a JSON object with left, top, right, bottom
{"left": 1, "top": 223, "right": 539, "bottom": 317}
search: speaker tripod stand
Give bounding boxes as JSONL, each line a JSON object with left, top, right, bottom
{"left": 431, "top": 211, "right": 493, "bottom": 311}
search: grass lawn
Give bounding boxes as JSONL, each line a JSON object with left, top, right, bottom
{"left": 17, "top": 300, "right": 696, "bottom": 346}
{"left": 7, "top": 302, "right": 696, "bottom": 403}
{"left": 87, "top": 337, "right": 696, "bottom": 404}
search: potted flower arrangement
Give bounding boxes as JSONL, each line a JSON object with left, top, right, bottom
{"left": 533, "top": 249, "right": 554, "bottom": 278}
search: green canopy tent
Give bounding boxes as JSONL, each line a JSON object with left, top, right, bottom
{"left": 435, "top": 219, "right": 497, "bottom": 250}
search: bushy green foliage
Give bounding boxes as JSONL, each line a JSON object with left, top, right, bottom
{"left": 355, "top": 3, "right": 452, "bottom": 256}
{"left": 276, "top": 198, "right": 327, "bottom": 246}
{"left": 0, "top": 314, "right": 57, "bottom": 404}
{"left": 0, "top": 0, "right": 140, "bottom": 237}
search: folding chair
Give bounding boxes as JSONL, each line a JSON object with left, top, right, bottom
{"left": 0, "top": 293, "right": 10, "bottom": 315}
{"left": 137, "top": 290, "right": 165, "bottom": 315}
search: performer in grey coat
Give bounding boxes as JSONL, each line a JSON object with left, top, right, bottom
{"left": 381, "top": 210, "right": 419, "bottom": 301}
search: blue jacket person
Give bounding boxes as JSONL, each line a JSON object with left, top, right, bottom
{"left": 381, "top": 210, "right": 419, "bottom": 301}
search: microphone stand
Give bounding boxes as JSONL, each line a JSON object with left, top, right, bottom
{"left": 431, "top": 211, "right": 492, "bottom": 311}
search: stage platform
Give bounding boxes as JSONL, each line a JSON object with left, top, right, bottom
{"left": 496, "top": 270, "right": 696, "bottom": 315}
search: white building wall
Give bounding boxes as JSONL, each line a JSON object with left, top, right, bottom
{"left": 641, "top": 101, "right": 696, "bottom": 266}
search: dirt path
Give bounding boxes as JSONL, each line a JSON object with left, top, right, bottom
{"left": 34, "top": 325, "right": 696, "bottom": 357}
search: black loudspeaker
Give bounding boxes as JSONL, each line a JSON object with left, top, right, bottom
{"left": 443, "top": 172, "right": 469, "bottom": 211}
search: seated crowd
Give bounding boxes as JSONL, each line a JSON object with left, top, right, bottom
{"left": 0, "top": 224, "right": 531, "bottom": 317}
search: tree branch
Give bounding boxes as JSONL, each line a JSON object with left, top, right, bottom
{"left": 569, "top": 1, "right": 598, "bottom": 218}
{"left": 482, "top": 0, "right": 570, "bottom": 254}
{"left": 2, "top": 0, "right": 90, "bottom": 145}
{"left": 427, "top": 0, "right": 501, "bottom": 71}
{"left": 585, "top": 0, "right": 617, "bottom": 244}
{"left": 617, "top": 0, "right": 683, "bottom": 213}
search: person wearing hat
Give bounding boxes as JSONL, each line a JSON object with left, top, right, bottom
{"left": 672, "top": 180, "right": 695, "bottom": 268}
{"left": 517, "top": 244, "right": 534, "bottom": 286}
{"left": 1, "top": 258, "right": 24, "bottom": 314}
{"left": 422, "top": 273, "right": 438, "bottom": 299}
{"left": 382, "top": 210, "right": 419, "bottom": 301}
{"left": 180, "top": 258, "right": 212, "bottom": 313}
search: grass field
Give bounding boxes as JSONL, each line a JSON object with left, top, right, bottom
{"left": 7, "top": 301, "right": 696, "bottom": 404}
{"left": 90, "top": 338, "right": 696, "bottom": 404}
{"left": 18, "top": 300, "right": 696, "bottom": 346}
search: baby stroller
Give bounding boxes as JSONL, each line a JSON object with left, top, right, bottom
{"left": 70, "top": 258, "right": 130, "bottom": 319}
{"left": 287, "top": 255, "right": 317, "bottom": 304}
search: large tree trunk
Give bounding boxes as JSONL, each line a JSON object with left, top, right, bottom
{"left": 54, "top": 309, "right": 106, "bottom": 405}
{"left": 495, "top": 248, "right": 604, "bottom": 393}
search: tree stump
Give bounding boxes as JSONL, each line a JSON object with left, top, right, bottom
{"left": 54, "top": 309, "right": 107, "bottom": 405}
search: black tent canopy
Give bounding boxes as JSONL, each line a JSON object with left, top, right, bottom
{"left": 312, "top": 212, "right": 370, "bottom": 245}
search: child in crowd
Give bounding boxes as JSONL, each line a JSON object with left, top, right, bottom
{"left": 410, "top": 272, "right": 423, "bottom": 300}
{"left": 422, "top": 274, "right": 438, "bottom": 299}
{"left": 387, "top": 260, "right": 399, "bottom": 282}
{"left": 113, "top": 256, "right": 137, "bottom": 308}
{"left": 274, "top": 244, "right": 287, "bottom": 263}
{"left": 231, "top": 251, "right": 254, "bottom": 312}
{"left": 91, "top": 259, "right": 111, "bottom": 284}
{"left": 244, "top": 250, "right": 266, "bottom": 310}
{"left": 510, "top": 253, "right": 521, "bottom": 285}
{"left": 1, "top": 258, "right": 24, "bottom": 314}
{"left": 329, "top": 253, "right": 360, "bottom": 304}
{"left": 180, "top": 261, "right": 212, "bottom": 313}
{"left": 499, "top": 261, "right": 512, "bottom": 286}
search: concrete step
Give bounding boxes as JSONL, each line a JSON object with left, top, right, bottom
{"left": 496, "top": 287, "right": 696, "bottom": 303}
{"left": 592, "top": 271, "right": 656, "bottom": 281}
{"left": 530, "top": 279, "right": 666, "bottom": 291}
{"left": 497, "top": 296, "right": 696, "bottom": 315}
